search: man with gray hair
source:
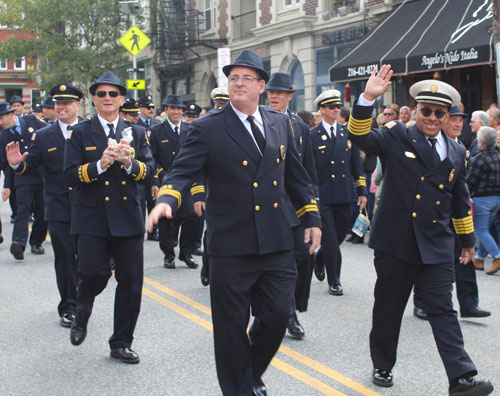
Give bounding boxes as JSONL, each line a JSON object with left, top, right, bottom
{"left": 466, "top": 126, "right": 500, "bottom": 275}
{"left": 469, "top": 111, "right": 490, "bottom": 157}
{"left": 487, "top": 108, "right": 500, "bottom": 129}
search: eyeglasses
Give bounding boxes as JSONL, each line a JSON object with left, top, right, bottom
{"left": 324, "top": 104, "right": 341, "bottom": 110}
{"left": 383, "top": 112, "right": 395, "bottom": 116}
{"left": 419, "top": 106, "right": 447, "bottom": 119}
{"left": 96, "top": 91, "right": 120, "bottom": 98}
{"left": 227, "top": 75, "right": 262, "bottom": 84}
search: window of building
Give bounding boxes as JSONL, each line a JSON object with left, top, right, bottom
{"left": 0, "top": 60, "right": 7, "bottom": 70}
{"left": 14, "top": 58, "right": 25, "bottom": 70}
{"left": 6, "top": 89, "right": 22, "bottom": 103}
{"left": 231, "top": 1, "right": 256, "bottom": 41}
{"left": 323, "top": 0, "right": 359, "bottom": 17}
{"left": 289, "top": 61, "right": 305, "bottom": 112}
{"left": 284, "top": 0, "right": 300, "bottom": 5}
{"left": 205, "top": 0, "right": 214, "bottom": 30}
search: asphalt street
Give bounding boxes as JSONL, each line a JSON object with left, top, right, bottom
{"left": 0, "top": 200, "right": 499, "bottom": 396}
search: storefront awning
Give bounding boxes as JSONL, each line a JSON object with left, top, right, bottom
{"left": 329, "top": 0, "right": 494, "bottom": 82}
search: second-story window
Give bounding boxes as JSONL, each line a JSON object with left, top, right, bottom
{"left": 205, "top": 0, "right": 216, "bottom": 30}
{"left": 14, "top": 58, "right": 25, "bottom": 70}
{"left": 0, "top": 60, "right": 7, "bottom": 70}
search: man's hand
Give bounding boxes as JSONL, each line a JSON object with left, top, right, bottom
{"left": 2, "top": 188, "right": 10, "bottom": 201}
{"left": 459, "top": 246, "right": 475, "bottom": 264}
{"left": 151, "top": 185, "right": 159, "bottom": 200}
{"left": 148, "top": 203, "right": 172, "bottom": 232}
{"left": 6, "top": 142, "right": 28, "bottom": 166}
{"left": 357, "top": 195, "right": 368, "bottom": 211}
{"left": 194, "top": 201, "right": 206, "bottom": 217}
{"left": 101, "top": 146, "right": 119, "bottom": 169}
{"left": 304, "top": 227, "right": 322, "bottom": 255}
{"left": 363, "top": 64, "right": 393, "bottom": 101}
{"left": 117, "top": 139, "right": 132, "bottom": 168}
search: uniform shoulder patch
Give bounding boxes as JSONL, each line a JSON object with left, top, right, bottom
{"left": 385, "top": 121, "right": 397, "bottom": 129}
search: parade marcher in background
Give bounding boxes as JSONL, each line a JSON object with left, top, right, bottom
{"left": 64, "top": 71, "right": 154, "bottom": 364}
{"left": 413, "top": 106, "right": 491, "bottom": 320}
{"left": 210, "top": 86, "right": 229, "bottom": 109}
{"left": 41, "top": 96, "right": 57, "bottom": 124}
{"left": 466, "top": 126, "right": 500, "bottom": 276}
{"left": 148, "top": 49, "right": 321, "bottom": 396}
{"left": 183, "top": 103, "right": 202, "bottom": 123}
{"left": 9, "top": 95, "right": 24, "bottom": 117}
{"left": 266, "top": 72, "right": 319, "bottom": 340}
{"left": 120, "top": 98, "right": 141, "bottom": 125}
{"left": 399, "top": 106, "right": 411, "bottom": 125}
{"left": 0, "top": 102, "right": 48, "bottom": 260}
{"left": 137, "top": 94, "right": 160, "bottom": 241}
{"left": 458, "top": 102, "right": 473, "bottom": 149}
{"left": 6, "top": 83, "right": 84, "bottom": 328}
{"left": 149, "top": 94, "right": 199, "bottom": 270}
{"left": 311, "top": 89, "right": 367, "bottom": 296}
{"left": 32, "top": 102, "right": 43, "bottom": 118}
{"left": 348, "top": 66, "right": 493, "bottom": 395}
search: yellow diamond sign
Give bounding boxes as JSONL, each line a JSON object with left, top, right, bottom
{"left": 120, "top": 25, "right": 151, "bottom": 56}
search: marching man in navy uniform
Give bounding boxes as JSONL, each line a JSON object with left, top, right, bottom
{"left": 311, "top": 89, "right": 367, "bottom": 295}
{"left": 0, "top": 101, "right": 48, "bottom": 260}
{"left": 148, "top": 50, "right": 321, "bottom": 396}
{"left": 149, "top": 94, "right": 199, "bottom": 269}
{"left": 6, "top": 83, "right": 83, "bottom": 327}
{"left": 348, "top": 65, "right": 493, "bottom": 395}
{"left": 64, "top": 72, "right": 154, "bottom": 364}
{"left": 266, "top": 72, "right": 319, "bottom": 340}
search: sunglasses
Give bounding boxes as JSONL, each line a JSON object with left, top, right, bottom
{"left": 419, "top": 107, "right": 447, "bottom": 119}
{"left": 96, "top": 90, "right": 120, "bottom": 98}
{"left": 324, "top": 104, "right": 341, "bottom": 110}
{"left": 383, "top": 112, "right": 395, "bottom": 116}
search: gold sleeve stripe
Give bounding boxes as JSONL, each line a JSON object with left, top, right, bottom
{"left": 78, "top": 163, "right": 91, "bottom": 183}
{"left": 157, "top": 186, "right": 182, "bottom": 208}
{"left": 452, "top": 216, "right": 474, "bottom": 234}
{"left": 296, "top": 204, "right": 319, "bottom": 218}
{"left": 134, "top": 161, "right": 146, "bottom": 181}
{"left": 348, "top": 117, "right": 372, "bottom": 136}
{"left": 355, "top": 179, "right": 367, "bottom": 187}
{"left": 16, "top": 162, "right": 27, "bottom": 175}
{"left": 191, "top": 186, "right": 206, "bottom": 195}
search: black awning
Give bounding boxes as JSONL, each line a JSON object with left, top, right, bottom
{"left": 329, "top": 0, "right": 494, "bottom": 83}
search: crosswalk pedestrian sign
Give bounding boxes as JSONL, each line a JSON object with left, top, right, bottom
{"left": 120, "top": 25, "right": 151, "bottom": 56}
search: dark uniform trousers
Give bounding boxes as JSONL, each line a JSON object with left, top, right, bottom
{"left": 149, "top": 120, "right": 198, "bottom": 258}
{"left": 16, "top": 120, "right": 81, "bottom": 316}
{"left": 64, "top": 116, "right": 154, "bottom": 349}
{"left": 156, "top": 105, "right": 320, "bottom": 395}
{"left": 311, "top": 122, "right": 367, "bottom": 287}
{"left": 0, "top": 115, "right": 48, "bottom": 249}
{"left": 348, "top": 101, "right": 477, "bottom": 382}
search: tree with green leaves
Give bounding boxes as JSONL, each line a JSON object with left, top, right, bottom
{"left": 0, "top": 0, "right": 141, "bottom": 93}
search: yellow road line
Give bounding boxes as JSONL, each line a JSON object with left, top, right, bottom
{"left": 144, "top": 276, "right": 381, "bottom": 396}
{"left": 143, "top": 286, "right": 346, "bottom": 396}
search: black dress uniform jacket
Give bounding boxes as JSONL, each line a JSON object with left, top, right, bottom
{"left": 348, "top": 103, "right": 474, "bottom": 264}
{"left": 63, "top": 116, "right": 155, "bottom": 237}
{"left": 310, "top": 122, "right": 367, "bottom": 204}
{"left": 15, "top": 121, "right": 77, "bottom": 221}
{"left": 156, "top": 105, "right": 321, "bottom": 256}
{"left": 0, "top": 115, "right": 47, "bottom": 188}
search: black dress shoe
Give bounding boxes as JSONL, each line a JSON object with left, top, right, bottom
{"left": 287, "top": 313, "right": 305, "bottom": 339}
{"left": 146, "top": 232, "right": 159, "bottom": 241}
{"left": 345, "top": 235, "right": 354, "bottom": 242}
{"left": 110, "top": 347, "right": 140, "bottom": 364}
{"left": 164, "top": 256, "right": 175, "bottom": 269}
{"left": 10, "top": 242, "right": 24, "bottom": 260}
{"left": 461, "top": 307, "right": 492, "bottom": 318}
{"left": 314, "top": 261, "right": 325, "bottom": 281}
{"left": 192, "top": 247, "right": 203, "bottom": 256}
{"left": 328, "top": 285, "right": 343, "bottom": 296}
{"left": 70, "top": 321, "right": 87, "bottom": 346}
{"left": 60, "top": 313, "right": 75, "bottom": 328}
{"left": 200, "top": 264, "right": 209, "bottom": 286}
{"left": 351, "top": 235, "right": 364, "bottom": 244}
{"left": 31, "top": 245, "right": 45, "bottom": 255}
{"left": 414, "top": 306, "right": 428, "bottom": 320}
{"left": 372, "top": 369, "right": 393, "bottom": 387}
{"left": 253, "top": 378, "right": 267, "bottom": 396}
{"left": 449, "top": 376, "right": 493, "bottom": 396}
{"left": 179, "top": 252, "right": 199, "bottom": 269}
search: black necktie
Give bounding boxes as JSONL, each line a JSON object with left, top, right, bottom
{"left": 174, "top": 126, "right": 179, "bottom": 135}
{"left": 429, "top": 137, "right": 441, "bottom": 165}
{"left": 146, "top": 119, "right": 150, "bottom": 128}
{"left": 107, "top": 123, "right": 115, "bottom": 139}
{"left": 330, "top": 126, "right": 336, "bottom": 143}
{"left": 247, "top": 115, "right": 266, "bottom": 154}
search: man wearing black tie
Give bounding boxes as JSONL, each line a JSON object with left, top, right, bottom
{"left": 148, "top": 50, "right": 321, "bottom": 396}
{"left": 63, "top": 72, "right": 154, "bottom": 363}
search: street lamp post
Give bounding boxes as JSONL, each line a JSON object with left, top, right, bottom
{"left": 120, "top": 1, "right": 143, "bottom": 100}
